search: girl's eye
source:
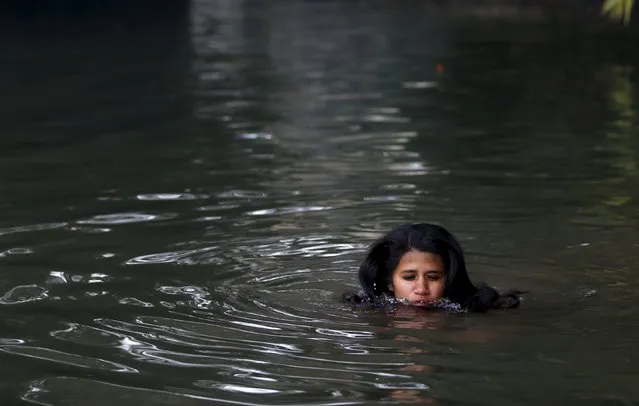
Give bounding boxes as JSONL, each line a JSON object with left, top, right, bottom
{"left": 402, "top": 275, "right": 416, "bottom": 281}
{"left": 427, "top": 275, "right": 442, "bottom": 281}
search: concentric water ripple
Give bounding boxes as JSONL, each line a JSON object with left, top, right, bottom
{"left": 3, "top": 2, "right": 639, "bottom": 405}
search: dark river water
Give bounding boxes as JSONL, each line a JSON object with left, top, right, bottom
{"left": 1, "top": 1, "right": 638, "bottom": 405}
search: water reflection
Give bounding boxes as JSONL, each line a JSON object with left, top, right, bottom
{"left": 189, "top": 0, "right": 450, "bottom": 239}
{"left": 0, "top": 345, "right": 137, "bottom": 373}
{"left": 0, "top": 1, "right": 639, "bottom": 405}
{"left": 0, "top": 285, "right": 48, "bottom": 305}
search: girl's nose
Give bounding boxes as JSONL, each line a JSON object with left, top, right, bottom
{"left": 414, "top": 278, "right": 429, "bottom": 294}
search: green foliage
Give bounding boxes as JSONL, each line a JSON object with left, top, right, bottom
{"left": 602, "top": 0, "right": 634, "bottom": 25}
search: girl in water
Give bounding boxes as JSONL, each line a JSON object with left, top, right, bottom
{"left": 345, "top": 223, "right": 523, "bottom": 312}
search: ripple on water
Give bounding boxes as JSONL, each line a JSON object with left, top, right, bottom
{"left": 195, "top": 203, "right": 240, "bottom": 211}
{"left": 0, "top": 222, "right": 68, "bottom": 236}
{"left": 76, "top": 212, "right": 177, "bottom": 225}
{"left": 22, "top": 376, "right": 373, "bottom": 406}
{"left": 347, "top": 219, "right": 412, "bottom": 239}
{"left": 362, "top": 195, "right": 412, "bottom": 203}
{"left": 236, "top": 132, "right": 273, "bottom": 141}
{"left": 362, "top": 114, "right": 410, "bottom": 124}
{"left": 67, "top": 226, "right": 112, "bottom": 233}
{"left": 136, "top": 193, "right": 208, "bottom": 201}
{"left": 17, "top": 277, "right": 435, "bottom": 404}
{"left": 193, "top": 216, "right": 223, "bottom": 222}
{"left": 237, "top": 234, "right": 367, "bottom": 260}
{"left": 50, "top": 323, "right": 127, "bottom": 347}
{"left": 124, "top": 246, "right": 220, "bottom": 265}
{"left": 380, "top": 183, "right": 417, "bottom": 190}
{"left": 387, "top": 162, "right": 432, "bottom": 176}
{"left": 0, "top": 285, "right": 48, "bottom": 305}
{"left": 90, "top": 310, "right": 422, "bottom": 375}
{"left": 403, "top": 80, "right": 437, "bottom": 89}
{"left": 118, "top": 297, "right": 154, "bottom": 307}
{"left": 124, "top": 235, "right": 366, "bottom": 267}
{"left": 45, "top": 271, "right": 110, "bottom": 285}
{"left": 193, "top": 382, "right": 300, "bottom": 395}
{"left": 21, "top": 377, "right": 226, "bottom": 406}
{"left": 246, "top": 206, "right": 333, "bottom": 216}
{"left": 0, "top": 338, "right": 25, "bottom": 345}
{"left": 0, "top": 345, "right": 137, "bottom": 373}
{"left": 0, "top": 247, "right": 34, "bottom": 257}
{"left": 254, "top": 242, "right": 366, "bottom": 258}
{"left": 216, "top": 190, "right": 268, "bottom": 199}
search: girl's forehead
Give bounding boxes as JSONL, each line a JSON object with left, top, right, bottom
{"left": 397, "top": 250, "right": 444, "bottom": 265}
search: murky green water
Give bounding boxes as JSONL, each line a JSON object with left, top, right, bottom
{"left": 1, "top": 1, "right": 638, "bottom": 405}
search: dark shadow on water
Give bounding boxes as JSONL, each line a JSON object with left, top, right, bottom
{"left": 0, "top": 0, "right": 192, "bottom": 145}
{"left": 0, "top": 0, "right": 198, "bottom": 226}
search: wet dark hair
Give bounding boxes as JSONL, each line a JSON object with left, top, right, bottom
{"left": 345, "top": 223, "right": 522, "bottom": 312}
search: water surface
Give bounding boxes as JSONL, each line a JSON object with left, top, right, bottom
{"left": 1, "top": 1, "right": 638, "bottom": 405}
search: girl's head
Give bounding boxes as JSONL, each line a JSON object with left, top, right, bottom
{"left": 358, "top": 223, "right": 477, "bottom": 306}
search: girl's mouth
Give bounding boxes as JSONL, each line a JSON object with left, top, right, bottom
{"left": 410, "top": 300, "right": 435, "bottom": 307}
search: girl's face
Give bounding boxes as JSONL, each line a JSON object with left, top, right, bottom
{"left": 391, "top": 250, "right": 446, "bottom": 306}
